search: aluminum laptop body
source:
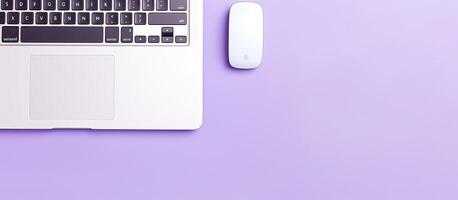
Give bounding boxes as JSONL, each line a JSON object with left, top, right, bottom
{"left": 0, "top": 0, "right": 203, "bottom": 130}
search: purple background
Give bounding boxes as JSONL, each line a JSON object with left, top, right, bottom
{"left": 1, "top": 0, "right": 458, "bottom": 199}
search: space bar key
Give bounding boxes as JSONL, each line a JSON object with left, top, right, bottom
{"left": 21, "top": 27, "right": 104, "bottom": 43}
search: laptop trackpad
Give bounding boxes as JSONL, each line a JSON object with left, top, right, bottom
{"left": 30, "top": 55, "right": 115, "bottom": 120}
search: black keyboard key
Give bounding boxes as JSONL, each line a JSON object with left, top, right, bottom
{"left": 21, "top": 26, "right": 103, "bottom": 43}
{"left": 43, "top": 0, "right": 55, "bottom": 10}
{"left": 100, "top": 0, "right": 111, "bottom": 10}
{"left": 106, "top": 12, "right": 118, "bottom": 25}
{"left": 175, "top": 35, "right": 186, "bottom": 43}
{"left": 86, "top": 0, "right": 97, "bottom": 10}
{"left": 1, "top": 0, "right": 13, "bottom": 10}
{"left": 114, "top": 0, "right": 125, "bottom": 10}
{"left": 156, "top": 0, "right": 166, "bottom": 11}
{"left": 134, "top": 12, "right": 145, "bottom": 25}
{"left": 128, "top": 0, "right": 139, "bottom": 10}
{"left": 29, "top": 0, "right": 41, "bottom": 10}
{"left": 161, "top": 36, "right": 172, "bottom": 43}
{"left": 170, "top": 0, "right": 185, "bottom": 11}
{"left": 63, "top": 12, "right": 75, "bottom": 24}
{"left": 71, "top": 0, "right": 83, "bottom": 10}
{"left": 77, "top": 12, "right": 89, "bottom": 24}
{"left": 91, "top": 12, "right": 103, "bottom": 24}
{"left": 15, "top": 0, "right": 27, "bottom": 10}
{"left": 105, "top": 27, "right": 119, "bottom": 43}
{"left": 21, "top": 12, "right": 33, "bottom": 24}
{"left": 135, "top": 35, "right": 146, "bottom": 43}
{"left": 121, "top": 27, "right": 133, "bottom": 43}
{"left": 142, "top": 0, "right": 152, "bottom": 11}
{"left": 0, "top": 12, "right": 4, "bottom": 24}
{"left": 7, "top": 12, "right": 19, "bottom": 24}
{"left": 148, "top": 35, "right": 159, "bottom": 43}
{"left": 120, "top": 12, "right": 131, "bottom": 25}
{"left": 57, "top": 0, "right": 69, "bottom": 10}
{"left": 49, "top": 12, "right": 61, "bottom": 24}
{"left": 35, "top": 12, "right": 47, "bottom": 24}
{"left": 2, "top": 26, "right": 19, "bottom": 42}
{"left": 161, "top": 27, "right": 173, "bottom": 36}
{"left": 148, "top": 13, "right": 186, "bottom": 25}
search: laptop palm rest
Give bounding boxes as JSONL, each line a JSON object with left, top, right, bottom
{"left": 30, "top": 55, "right": 115, "bottom": 120}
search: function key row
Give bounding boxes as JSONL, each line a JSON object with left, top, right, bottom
{"left": 0, "top": 12, "right": 186, "bottom": 25}
{"left": 0, "top": 0, "right": 187, "bottom": 11}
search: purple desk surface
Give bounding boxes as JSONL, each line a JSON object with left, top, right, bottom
{"left": 1, "top": 1, "right": 458, "bottom": 199}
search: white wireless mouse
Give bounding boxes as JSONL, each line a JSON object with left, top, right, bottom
{"left": 229, "top": 2, "right": 264, "bottom": 69}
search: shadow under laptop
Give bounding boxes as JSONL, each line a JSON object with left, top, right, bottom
{"left": 0, "top": 128, "right": 199, "bottom": 137}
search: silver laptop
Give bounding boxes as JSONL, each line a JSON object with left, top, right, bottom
{"left": 0, "top": 0, "right": 203, "bottom": 130}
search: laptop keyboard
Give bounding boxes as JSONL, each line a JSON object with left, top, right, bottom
{"left": 0, "top": 0, "right": 189, "bottom": 45}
